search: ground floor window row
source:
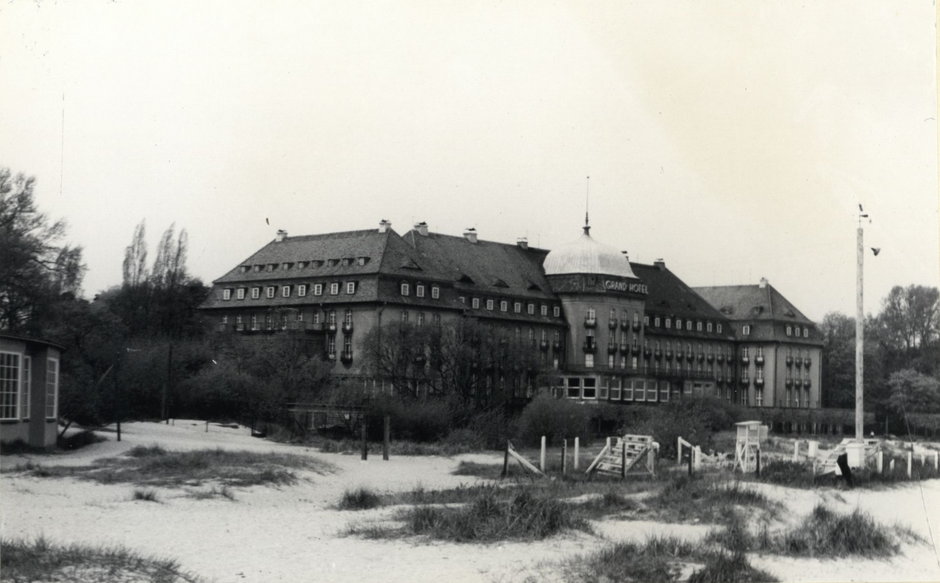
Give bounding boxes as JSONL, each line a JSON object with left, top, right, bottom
{"left": 0, "top": 352, "right": 57, "bottom": 421}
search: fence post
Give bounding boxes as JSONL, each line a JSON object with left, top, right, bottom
{"left": 540, "top": 436, "right": 546, "bottom": 472}
{"left": 360, "top": 422, "right": 368, "bottom": 461}
{"left": 677, "top": 437, "right": 683, "bottom": 465}
{"left": 621, "top": 440, "right": 627, "bottom": 479}
{"left": 792, "top": 440, "right": 799, "bottom": 462}
{"left": 907, "top": 452, "right": 912, "bottom": 478}
{"left": 502, "top": 441, "right": 510, "bottom": 478}
{"left": 876, "top": 450, "right": 883, "bottom": 474}
{"left": 756, "top": 449, "right": 761, "bottom": 477}
{"left": 808, "top": 440, "right": 818, "bottom": 458}
{"left": 934, "top": 452, "right": 939, "bottom": 471}
{"left": 574, "top": 437, "right": 580, "bottom": 470}
{"left": 562, "top": 439, "right": 568, "bottom": 476}
{"left": 693, "top": 445, "right": 701, "bottom": 471}
{"left": 382, "top": 415, "right": 390, "bottom": 461}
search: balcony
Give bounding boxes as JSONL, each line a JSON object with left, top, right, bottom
{"left": 632, "top": 321, "right": 641, "bottom": 332}
{"left": 804, "top": 357, "right": 812, "bottom": 369}
{"left": 795, "top": 357, "right": 803, "bottom": 368}
{"left": 706, "top": 353, "right": 714, "bottom": 363}
{"left": 607, "top": 343, "right": 618, "bottom": 354}
{"left": 755, "top": 377, "right": 764, "bottom": 387}
{"left": 686, "top": 353, "right": 694, "bottom": 363}
{"left": 306, "top": 322, "right": 324, "bottom": 332}
{"left": 643, "top": 347, "right": 652, "bottom": 359}
{"left": 608, "top": 319, "right": 618, "bottom": 330}
{"left": 716, "top": 354, "right": 724, "bottom": 363}
{"left": 552, "top": 341, "right": 562, "bottom": 351}
{"left": 664, "top": 350, "right": 673, "bottom": 360}
{"left": 697, "top": 353, "right": 705, "bottom": 362}
{"left": 786, "top": 356, "right": 793, "bottom": 366}
{"left": 785, "top": 378, "right": 793, "bottom": 388}
{"left": 342, "top": 322, "right": 353, "bottom": 333}
{"left": 327, "top": 322, "right": 337, "bottom": 333}
{"left": 619, "top": 343, "right": 629, "bottom": 353}
{"left": 340, "top": 351, "right": 353, "bottom": 363}
{"left": 584, "top": 317, "right": 597, "bottom": 328}
{"left": 741, "top": 356, "right": 750, "bottom": 365}
{"left": 631, "top": 345, "right": 640, "bottom": 356}
{"left": 582, "top": 339, "right": 597, "bottom": 353}
{"left": 539, "top": 340, "right": 549, "bottom": 351}
{"left": 803, "top": 379, "right": 811, "bottom": 389}
{"left": 620, "top": 318, "right": 629, "bottom": 329}
{"left": 326, "top": 352, "right": 336, "bottom": 361}
{"left": 740, "top": 375, "right": 749, "bottom": 385}
{"left": 654, "top": 349, "right": 662, "bottom": 360}
{"left": 755, "top": 355, "right": 764, "bottom": 366}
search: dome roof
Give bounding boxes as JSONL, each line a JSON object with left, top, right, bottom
{"left": 543, "top": 227, "right": 637, "bottom": 278}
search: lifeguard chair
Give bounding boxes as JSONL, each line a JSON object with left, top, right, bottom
{"left": 734, "top": 421, "right": 767, "bottom": 473}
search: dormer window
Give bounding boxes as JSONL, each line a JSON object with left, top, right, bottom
{"left": 665, "top": 318, "right": 671, "bottom": 329}
{"left": 358, "top": 257, "right": 368, "bottom": 266}
{"left": 514, "top": 302, "right": 522, "bottom": 313}
{"left": 654, "top": 316, "right": 661, "bottom": 327}
{"left": 253, "top": 265, "right": 262, "bottom": 273}
{"left": 786, "top": 325, "right": 792, "bottom": 336}
{"left": 500, "top": 300, "right": 508, "bottom": 312}
{"left": 328, "top": 259, "right": 339, "bottom": 267}
{"left": 416, "top": 284, "right": 425, "bottom": 298}
{"left": 472, "top": 297, "right": 480, "bottom": 309}
{"left": 401, "top": 283, "right": 410, "bottom": 296}
{"left": 240, "top": 266, "right": 250, "bottom": 273}
{"left": 431, "top": 286, "right": 440, "bottom": 299}
{"left": 553, "top": 306, "right": 560, "bottom": 318}
{"left": 313, "top": 283, "right": 323, "bottom": 296}
{"left": 696, "top": 321, "right": 702, "bottom": 332}
{"left": 486, "top": 299, "right": 494, "bottom": 311}
{"left": 676, "top": 318, "right": 682, "bottom": 330}
{"left": 251, "top": 287, "right": 260, "bottom": 299}
{"left": 236, "top": 288, "right": 246, "bottom": 300}
{"left": 742, "top": 324, "right": 751, "bottom": 336}
{"left": 281, "top": 285, "right": 291, "bottom": 298}
{"left": 803, "top": 327, "right": 809, "bottom": 338}
{"left": 266, "top": 286, "right": 275, "bottom": 299}
{"left": 717, "top": 324, "right": 723, "bottom": 334}
{"left": 541, "top": 305, "right": 548, "bottom": 316}
{"left": 346, "top": 282, "right": 356, "bottom": 295}
{"left": 222, "top": 289, "right": 232, "bottom": 300}
{"left": 281, "top": 262, "right": 292, "bottom": 270}
{"left": 298, "top": 284, "right": 307, "bottom": 297}
{"left": 266, "top": 264, "right": 275, "bottom": 272}
{"left": 342, "top": 258, "right": 352, "bottom": 266}
{"left": 527, "top": 303, "right": 535, "bottom": 315}
{"left": 330, "top": 282, "right": 339, "bottom": 295}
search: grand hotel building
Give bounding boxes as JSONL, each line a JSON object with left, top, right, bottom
{"left": 201, "top": 220, "right": 823, "bottom": 409}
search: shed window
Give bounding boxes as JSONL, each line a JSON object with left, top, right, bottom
{"left": 0, "top": 353, "right": 20, "bottom": 420}
{"left": 45, "top": 358, "right": 59, "bottom": 419}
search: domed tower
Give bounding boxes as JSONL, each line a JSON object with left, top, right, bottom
{"left": 544, "top": 224, "right": 649, "bottom": 400}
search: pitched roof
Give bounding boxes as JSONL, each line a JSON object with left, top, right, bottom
{"left": 693, "top": 283, "right": 815, "bottom": 325}
{"left": 212, "top": 229, "right": 440, "bottom": 284}
{"left": 630, "top": 262, "right": 729, "bottom": 322}
{"left": 402, "top": 230, "right": 556, "bottom": 300}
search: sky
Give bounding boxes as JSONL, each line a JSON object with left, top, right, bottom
{"left": 1, "top": 0, "right": 937, "bottom": 321}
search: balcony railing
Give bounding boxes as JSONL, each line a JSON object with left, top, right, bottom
{"left": 540, "top": 340, "right": 549, "bottom": 351}
{"left": 584, "top": 317, "right": 597, "bottom": 328}
{"left": 794, "top": 357, "right": 803, "bottom": 368}
{"left": 607, "top": 344, "right": 618, "bottom": 354}
{"left": 785, "top": 378, "right": 793, "bottom": 388}
{"left": 755, "top": 355, "right": 764, "bottom": 366}
{"left": 804, "top": 357, "right": 812, "bottom": 369}
{"left": 342, "top": 322, "right": 353, "bottom": 333}
{"left": 716, "top": 354, "right": 724, "bottom": 363}
{"left": 340, "top": 350, "right": 353, "bottom": 363}
{"left": 608, "top": 319, "right": 618, "bottom": 330}
{"left": 706, "top": 353, "right": 714, "bottom": 363}
{"left": 803, "top": 379, "right": 811, "bottom": 388}
{"left": 582, "top": 339, "right": 596, "bottom": 353}
{"left": 786, "top": 356, "right": 793, "bottom": 366}
{"left": 755, "top": 377, "right": 764, "bottom": 387}
{"left": 741, "top": 356, "right": 750, "bottom": 365}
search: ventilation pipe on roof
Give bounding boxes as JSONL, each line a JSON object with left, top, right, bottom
{"left": 378, "top": 219, "right": 392, "bottom": 233}
{"left": 463, "top": 228, "right": 478, "bottom": 243}
{"left": 517, "top": 237, "right": 528, "bottom": 249}
{"left": 621, "top": 250, "right": 629, "bottom": 261}
{"left": 275, "top": 229, "right": 288, "bottom": 242}
{"left": 415, "top": 221, "right": 429, "bottom": 236}
{"left": 759, "top": 277, "right": 768, "bottom": 289}
{"left": 654, "top": 258, "right": 666, "bottom": 270}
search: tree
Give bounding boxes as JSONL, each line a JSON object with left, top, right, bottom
{"left": 0, "top": 168, "right": 85, "bottom": 333}
{"left": 877, "top": 285, "right": 939, "bottom": 354}
{"left": 820, "top": 312, "right": 855, "bottom": 407}
{"left": 122, "top": 220, "right": 148, "bottom": 287}
{"left": 886, "top": 369, "right": 940, "bottom": 436}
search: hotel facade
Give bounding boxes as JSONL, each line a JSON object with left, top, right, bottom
{"left": 200, "top": 220, "right": 822, "bottom": 409}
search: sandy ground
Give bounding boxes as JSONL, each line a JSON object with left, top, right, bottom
{"left": 2, "top": 421, "right": 939, "bottom": 583}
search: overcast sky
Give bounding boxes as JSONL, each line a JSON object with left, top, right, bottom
{"left": 1, "top": 1, "right": 937, "bottom": 321}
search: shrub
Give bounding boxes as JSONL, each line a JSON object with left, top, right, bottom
{"left": 561, "top": 537, "right": 696, "bottom": 583}
{"left": 633, "top": 397, "right": 742, "bottom": 459}
{"left": 366, "top": 397, "right": 454, "bottom": 443}
{"left": 338, "top": 487, "right": 383, "bottom": 510}
{"left": 516, "top": 394, "right": 589, "bottom": 446}
{"left": 132, "top": 488, "right": 159, "bottom": 502}
{"left": 773, "top": 505, "right": 900, "bottom": 557}
{"left": 688, "top": 552, "right": 778, "bottom": 583}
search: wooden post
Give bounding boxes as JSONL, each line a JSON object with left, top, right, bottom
{"left": 934, "top": 452, "right": 939, "bottom": 471}
{"left": 574, "top": 437, "right": 580, "bottom": 470}
{"left": 361, "top": 422, "right": 368, "bottom": 461}
{"left": 907, "top": 452, "right": 912, "bottom": 478}
{"left": 876, "top": 450, "right": 883, "bottom": 474}
{"left": 808, "top": 440, "right": 818, "bottom": 458}
{"left": 756, "top": 449, "right": 761, "bottom": 477}
{"left": 501, "top": 441, "right": 510, "bottom": 478}
{"left": 677, "top": 437, "right": 683, "bottom": 465}
{"left": 792, "top": 440, "right": 799, "bottom": 462}
{"left": 205, "top": 420, "right": 209, "bottom": 433}
{"left": 621, "top": 440, "right": 627, "bottom": 479}
{"left": 540, "top": 436, "right": 546, "bottom": 472}
{"left": 382, "top": 415, "right": 390, "bottom": 461}
{"left": 606, "top": 436, "right": 611, "bottom": 450}
{"left": 687, "top": 445, "right": 693, "bottom": 477}
{"left": 562, "top": 439, "right": 568, "bottom": 475}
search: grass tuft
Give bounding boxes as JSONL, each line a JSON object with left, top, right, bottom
{"left": 0, "top": 536, "right": 205, "bottom": 582}
{"left": 451, "top": 460, "right": 504, "bottom": 478}
{"left": 338, "top": 487, "right": 383, "bottom": 510}
{"left": 560, "top": 536, "right": 697, "bottom": 583}
{"left": 189, "top": 485, "right": 236, "bottom": 501}
{"left": 771, "top": 504, "right": 900, "bottom": 557}
{"left": 688, "top": 552, "right": 778, "bottom": 583}
{"left": 647, "top": 476, "right": 777, "bottom": 523}
{"left": 132, "top": 488, "right": 160, "bottom": 502}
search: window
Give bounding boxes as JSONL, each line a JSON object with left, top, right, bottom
{"left": 459, "top": 296, "right": 466, "bottom": 304}
{"left": 665, "top": 318, "right": 672, "bottom": 329}
{"left": 486, "top": 299, "right": 494, "bottom": 311}
{"left": 330, "top": 282, "right": 340, "bottom": 295}
{"left": 401, "top": 311, "right": 409, "bottom": 323}
{"left": 696, "top": 321, "right": 703, "bottom": 332}
{"left": 327, "top": 335, "right": 336, "bottom": 358}
{"left": 223, "top": 289, "right": 232, "bottom": 300}
{"left": 686, "top": 320, "right": 692, "bottom": 331}
{"left": 416, "top": 284, "right": 425, "bottom": 298}
{"left": 585, "top": 353, "right": 594, "bottom": 368}
{"left": 327, "top": 310, "right": 336, "bottom": 326}
{"left": 45, "top": 358, "right": 58, "bottom": 419}
{"left": 313, "top": 283, "right": 323, "bottom": 296}
{"left": 742, "top": 325, "right": 751, "bottom": 336}
{"left": 251, "top": 287, "right": 260, "bottom": 299}
{"left": 644, "top": 315, "right": 649, "bottom": 326}
{"left": 251, "top": 315, "right": 258, "bottom": 330}
{"left": 607, "top": 354, "right": 615, "bottom": 367}
{"left": 312, "top": 312, "right": 321, "bottom": 324}
{"left": 583, "top": 377, "right": 596, "bottom": 399}
{"left": 346, "top": 281, "right": 356, "bottom": 295}
{"left": 610, "top": 378, "right": 621, "bottom": 401}
{"left": 236, "top": 288, "right": 246, "bottom": 300}
{"left": 587, "top": 308, "right": 596, "bottom": 320}
{"left": 433, "top": 313, "right": 441, "bottom": 325}
{"left": 567, "top": 378, "right": 581, "bottom": 399}
{"left": 803, "top": 327, "right": 809, "bottom": 338}
{"left": 0, "top": 353, "right": 20, "bottom": 420}
{"left": 21, "top": 356, "right": 30, "bottom": 419}
{"left": 343, "top": 335, "right": 352, "bottom": 354}
{"left": 675, "top": 318, "right": 682, "bottom": 330}
{"left": 298, "top": 284, "right": 307, "bottom": 297}
{"left": 431, "top": 286, "right": 440, "bottom": 299}
{"left": 786, "top": 325, "right": 792, "bottom": 337}
{"left": 344, "top": 309, "right": 353, "bottom": 326}
{"left": 472, "top": 297, "right": 480, "bottom": 309}
{"left": 706, "top": 321, "right": 713, "bottom": 333}
{"left": 401, "top": 283, "right": 410, "bottom": 296}
{"left": 553, "top": 306, "right": 560, "bottom": 317}
{"left": 541, "top": 305, "right": 548, "bottom": 316}
{"left": 500, "top": 300, "right": 508, "bottom": 312}
{"left": 633, "top": 312, "right": 640, "bottom": 327}
{"left": 527, "top": 303, "right": 535, "bottom": 315}
{"left": 654, "top": 316, "right": 661, "bottom": 327}
{"left": 717, "top": 324, "right": 723, "bottom": 334}
{"left": 281, "top": 285, "right": 291, "bottom": 298}
{"left": 266, "top": 287, "right": 275, "bottom": 299}
{"left": 417, "top": 312, "right": 425, "bottom": 326}
{"left": 514, "top": 302, "right": 522, "bottom": 313}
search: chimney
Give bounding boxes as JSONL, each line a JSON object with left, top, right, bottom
{"left": 621, "top": 250, "right": 629, "bottom": 261}
{"left": 415, "top": 221, "right": 429, "bottom": 236}
{"left": 275, "top": 229, "right": 288, "bottom": 242}
{"left": 378, "top": 219, "right": 392, "bottom": 233}
{"left": 654, "top": 258, "right": 666, "bottom": 270}
{"left": 516, "top": 237, "right": 528, "bottom": 249}
{"left": 463, "top": 227, "right": 478, "bottom": 244}
{"left": 759, "top": 277, "right": 768, "bottom": 289}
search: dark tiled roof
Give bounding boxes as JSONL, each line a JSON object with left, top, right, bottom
{"left": 693, "top": 284, "right": 815, "bottom": 326}
{"left": 403, "top": 230, "right": 556, "bottom": 300}
{"left": 212, "top": 229, "right": 440, "bottom": 284}
{"left": 630, "top": 262, "right": 729, "bottom": 323}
